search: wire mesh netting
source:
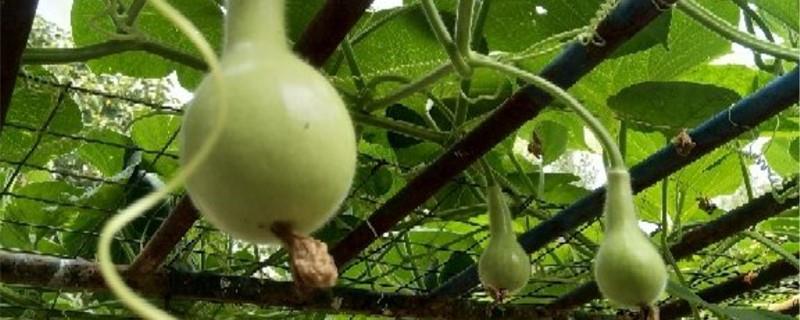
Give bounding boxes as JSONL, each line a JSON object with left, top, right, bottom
{"left": 2, "top": 0, "right": 800, "bottom": 318}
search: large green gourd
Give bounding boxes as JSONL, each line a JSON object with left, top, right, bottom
{"left": 478, "top": 183, "right": 531, "bottom": 299}
{"left": 181, "top": 0, "right": 357, "bottom": 243}
{"left": 594, "top": 170, "right": 668, "bottom": 307}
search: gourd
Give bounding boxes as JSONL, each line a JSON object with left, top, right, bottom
{"left": 181, "top": 0, "right": 356, "bottom": 244}
{"left": 478, "top": 180, "right": 530, "bottom": 302}
{"left": 97, "top": 1, "right": 356, "bottom": 319}
{"left": 593, "top": 170, "right": 668, "bottom": 307}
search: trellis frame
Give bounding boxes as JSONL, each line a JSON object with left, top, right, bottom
{"left": 1, "top": 0, "right": 798, "bottom": 318}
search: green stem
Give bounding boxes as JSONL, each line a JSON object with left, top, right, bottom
{"left": 470, "top": 0, "right": 491, "bottom": 51}
{"left": 478, "top": 158, "right": 496, "bottom": 186}
{"left": 22, "top": 39, "right": 206, "bottom": 70}
{"left": 420, "top": 0, "right": 472, "bottom": 78}
{"left": 455, "top": 0, "right": 475, "bottom": 57}
{"left": 350, "top": 111, "right": 449, "bottom": 144}
{"left": 125, "top": 0, "right": 148, "bottom": 26}
{"left": 463, "top": 169, "right": 487, "bottom": 201}
{"left": 736, "top": 143, "right": 755, "bottom": 201}
{"left": 469, "top": 54, "right": 626, "bottom": 170}
{"left": 508, "top": 149, "right": 536, "bottom": 195}
{"left": 744, "top": 230, "right": 800, "bottom": 269}
{"left": 480, "top": 159, "right": 516, "bottom": 236}
{"left": 510, "top": 28, "right": 583, "bottom": 62}
{"left": 618, "top": 120, "right": 627, "bottom": 162}
{"left": 661, "top": 179, "right": 701, "bottom": 320}
{"left": 677, "top": 0, "right": 800, "bottom": 62}
{"left": 341, "top": 38, "right": 368, "bottom": 99}
{"left": 732, "top": 0, "right": 783, "bottom": 73}
{"left": 365, "top": 63, "right": 455, "bottom": 112}
{"left": 454, "top": 79, "right": 472, "bottom": 127}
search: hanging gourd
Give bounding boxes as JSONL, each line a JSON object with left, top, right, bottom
{"left": 98, "top": 1, "right": 356, "bottom": 319}
{"left": 478, "top": 166, "right": 531, "bottom": 302}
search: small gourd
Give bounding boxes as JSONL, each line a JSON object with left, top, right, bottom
{"left": 478, "top": 183, "right": 531, "bottom": 302}
{"left": 181, "top": 0, "right": 357, "bottom": 244}
{"left": 594, "top": 170, "right": 668, "bottom": 307}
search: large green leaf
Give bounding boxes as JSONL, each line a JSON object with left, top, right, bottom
{"left": 607, "top": 81, "right": 740, "bottom": 136}
{"left": 570, "top": 0, "right": 739, "bottom": 119}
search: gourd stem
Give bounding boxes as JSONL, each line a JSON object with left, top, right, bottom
{"left": 677, "top": 0, "right": 800, "bottom": 62}
{"left": 420, "top": 0, "right": 473, "bottom": 78}
{"left": 479, "top": 159, "right": 515, "bottom": 236}
{"left": 224, "top": 0, "right": 287, "bottom": 53}
{"left": 365, "top": 63, "right": 455, "bottom": 112}
{"left": 455, "top": 0, "right": 475, "bottom": 58}
{"left": 469, "top": 54, "right": 626, "bottom": 170}
{"left": 603, "top": 170, "right": 638, "bottom": 232}
{"left": 470, "top": 0, "right": 491, "bottom": 49}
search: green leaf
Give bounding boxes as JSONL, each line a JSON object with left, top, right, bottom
{"left": 385, "top": 104, "right": 426, "bottom": 148}
{"left": 363, "top": 166, "right": 394, "bottom": 197}
{"left": 0, "top": 224, "right": 32, "bottom": 250}
{"left": 0, "top": 127, "right": 36, "bottom": 163}
{"left": 624, "top": 129, "right": 667, "bottom": 167}
{"left": 570, "top": 0, "right": 739, "bottom": 119}
{"left": 718, "top": 307, "right": 797, "bottom": 320}
{"left": 286, "top": 0, "right": 326, "bottom": 42}
{"left": 608, "top": 81, "right": 740, "bottom": 136}
{"left": 71, "top": 0, "right": 222, "bottom": 87}
{"left": 677, "top": 64, "right": 775, "bottom": 97}
{"left": 533, "top": 120, "right": 568, "bottom": 165}
{"left": 668, "top": 281, "right": 797, "bottom": 320}
{"left": 340, "top": 6, "right": 448, "bottom": 108}
{"left": 130, "top": 114, "right": 181, "bottom": 177}
{"left": 6, "top": 83, "right": 83, "bottom": 135}
{"left": 483, "top": 0, "right": 600, "bottom": 53}
{"left": 437, "top": 251, "right": 475, "bottom": 288}
{"left": 5, "top": 182, "right": 84, "bottom": 240}
{"left": 750, "top": 0, "right": 800, "bottom": 30}
{"left": 36, "top": 237, "right": 68, "bottom": 255}
{"left": 676, "top": 148, "right": 742, "bottom": 196}
{"left": 765, "top": 137, "right": 800, "bottom": 177}
{"left": 77, "top": 129, "right": 132, "bottom": 176}
{"left": 611, "top": 12, "right": 671, "bottom": 58}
